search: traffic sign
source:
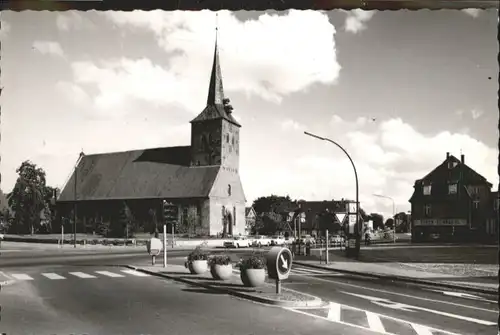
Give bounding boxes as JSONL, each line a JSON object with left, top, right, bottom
{"left": 348, "top": 202, "right": 357, "bottom": 213}
{"left": 266, "top": 246, "right": 292, "bottom": 280}
{"left": 348, "top": 214, "right": 356, "bottom": 234}
{"left": 335, "top": 213, "right": 347, "bottom": 225}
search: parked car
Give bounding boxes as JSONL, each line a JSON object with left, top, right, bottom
{"left": 284, "top": 236, "right": 296, "bottom": 244}
{"left": 251, "top": 235, "right": 271, "bottom": 247}
{"left": 270, "top": 235, "right": 286, "bottom": 246}
{"left": 299, "top": 235, "right": 316, "bottom": 245}
{"left": 224, "top": 236, "right": 250, "bottom": 248}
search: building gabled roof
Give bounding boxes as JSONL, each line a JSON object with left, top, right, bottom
{"left": 58, "top": 146, "right": 220, "bottom": 202}
{"left": 190, "top": 36, "right": 241, "bottom": 127}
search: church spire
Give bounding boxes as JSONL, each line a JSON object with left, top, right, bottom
{"left": 206, "top": 16, "right": 225, "bottom": 106}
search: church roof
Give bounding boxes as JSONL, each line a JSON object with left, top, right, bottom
{"left": 190, "top": 36, "right": 241, "bottom": 127}
{"left": 57, "top": 146, "right": 220, "bottom": 202}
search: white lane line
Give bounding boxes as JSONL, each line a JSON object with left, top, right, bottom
{"left": 293, "top": 267, "right": 331, "bottom": 274}
{"left": 426, "top": 289, "right": 498, "bottom": 304}
{"left": 285, "top": 307, "right": 394, "bottom": 334}
{"left": 411, "top": 324, "right": 434, "bottom": 335}
{"left": 10, "top": 274, "right": 34, "bottom": 281}
{"left": 298, "top": 271, "right": 497, "bottom": 313}
{"left": 366, "top": 311, "right": 386, "bottom": 333}
{"left": 95, "top": 271, "right": 125, "bottom": 278}
{"left": 69, "top": 272, "right": 97, "bottom": 279}
{"left": 327, "top": 302, "right": 341, "bottom": 322}
{"left": 41, "top": 273, "right": 66, "bottom": 280}
{"left": 121, "top": 269, "right": 150, "bottom": 277}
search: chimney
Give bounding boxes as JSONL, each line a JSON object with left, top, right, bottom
{"left": 446, "top": 152, "right": 450, "bottom": 160}
{"left": 461, "top": 154, "right": 464, "bottom": 164}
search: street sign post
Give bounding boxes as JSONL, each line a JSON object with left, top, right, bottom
{"left": 266, "top": 247, "right": 293, "bottom": 294}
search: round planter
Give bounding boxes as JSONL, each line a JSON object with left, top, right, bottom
{"left": 240, "top": 268, "right": 266, "bottom": 287}
{"left": 210, "top": 264, "right": 233, "bottom": 280}
{"left": 189, "top": 260, "right": 208, "bottom": 275}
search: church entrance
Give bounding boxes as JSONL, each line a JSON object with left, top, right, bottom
{"left": 222, "top": 207, "right": 233, "bottom": 237}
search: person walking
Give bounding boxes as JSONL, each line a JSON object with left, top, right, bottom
{"left": 148, "top": 231, "right": 162, "bottom": 265}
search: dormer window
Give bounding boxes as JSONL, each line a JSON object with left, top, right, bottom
{"left": 448, "top": 183, "right": 457, "bottom": 195}
{"left": 447, "top": 161, "right": 457, "bottom": 169}
{"left": 473, "top": 200, "right": 479, "bottom": 209}
{"left": 423, "top": 185, "right": 432, "bottom": 196}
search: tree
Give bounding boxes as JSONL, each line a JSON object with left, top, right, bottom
{"left": 252, "top": 195, "right": 293, "bottom": 215}
{"left": 8, "top": 161, "right": 48, "bottom": 235}
{"left": 394, "top": 212, "right": 410, "bottom": 233}
{"left": 116, "top": 201, "right": 134, "bottom": 238}
{"left": 384, "top": 218, "right": 394, "bottom": 229}
{"left": 368, "top": 213, "right": 384, "bottom": 231}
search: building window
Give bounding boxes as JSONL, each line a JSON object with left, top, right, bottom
{"left": 495, "top": 198, "right": 499, "bottom": 211}
{"left": 473, "top": 200, "right": 479, "bottom": 209}
{"left": 228, "top": 184, "right": 232, "bottom": 196}
{"left": 424, "top": 204, "right": 431, "bottom": 216}
{"left": 448, "top": 183, "right": 457, "bottom": 195}
{"left": 232, "top": 136, "right": 235, "bottom": 145}
{"left": 423, "top": 185, "right": 432, "bottom": 196}
{"left": 226, "top": 134, "right": 229, "bottom": 143}
{"left": 233, "top": 206, "right": 236, "bottom": 226}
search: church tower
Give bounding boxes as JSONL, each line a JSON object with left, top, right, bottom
{"left": 190, "top": 31, "right": 241, "bottom": 173}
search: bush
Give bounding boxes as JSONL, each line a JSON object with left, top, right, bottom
{"left": 187, "top": 246, "right": 209, "bottom": 262}
{"left": 208, "top": 254, "right": 231, "bottom": 266}
{"left": 240, "top": 255, "right": 266, "bottom": 270}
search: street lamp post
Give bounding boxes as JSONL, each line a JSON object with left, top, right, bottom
{"left": 373, "top": 194, "right": 396, "bottom": 243}
{"left": 304, "top": 131, "right": 361, "bottom": 258}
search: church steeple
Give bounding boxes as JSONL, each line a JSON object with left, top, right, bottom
{"left": 207, "top": 29, "right": 225, "bottom": 106}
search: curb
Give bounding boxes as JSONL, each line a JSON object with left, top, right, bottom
{"left": 0, "top": 280, "right": 16, "bottom": 287}
{"left": 293, "top": 261, "right": 498, "bottom": 295}
{"left": 125, "top": 265, "right": 323, "bottom": 308}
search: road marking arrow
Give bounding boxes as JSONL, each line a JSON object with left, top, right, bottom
{"left": 427, "top": 289, "right": 497, "bottom": 303}
{"left": 280, "top": 254, "right": 288, "bottom": 270}
{"left": 340, "top": 291, "right": 496, "bottom": 326}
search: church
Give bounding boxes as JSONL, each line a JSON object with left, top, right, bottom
{"left": 57, "top": 38, "right": 246, "bottom": 237}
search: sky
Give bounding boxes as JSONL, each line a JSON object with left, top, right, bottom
{"left": 1, "top": 9, "right": 498, "bottom": 220}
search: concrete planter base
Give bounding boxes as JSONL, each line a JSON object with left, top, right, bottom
{"left": 240, "top": 268, "right": 266, "bottom": 287}
{"left": 189, "top": 260, "right": 208, "bottom": 275}
{"left": 210, "top": 264, "right": 233, "bottom": 280}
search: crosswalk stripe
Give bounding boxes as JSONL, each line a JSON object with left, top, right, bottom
{"left": 365, "top": 311, "right": 386, "bottom": 333}
{"left": 411, "top": 324, "right": 434, "bottom": 335}
{"left": 121, "top": 269, "right": 150, "bottom": 277}
{"left": 95, "top": 271, "right": 125, "bottom": 278}
{"left": 69, "top": 272, "right": 97, "bottom": 279}
{"left": 41, "top": 273, "right": 66, "bottom": 280}
{"left": 327, "top": 302, "right": 341, "bottom": 322}
{"left": 10, "top": 274, "right": 34, "bottom": 281}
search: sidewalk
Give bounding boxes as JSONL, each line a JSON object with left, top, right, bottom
{"left": 294, "top": 251, "right": 498, "bottom": 295}
{"left": 128, "top": 263, "right": 323, "bottom": 308}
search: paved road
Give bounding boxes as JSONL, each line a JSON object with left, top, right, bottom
{"left": 2, "top": 246, "right": 498, "bottom": 335}
{"left": 167, "top": 251, "right": 498, "bottom": 335}
{"left": 1, "top": 259, "right": 375, "bottom": 334}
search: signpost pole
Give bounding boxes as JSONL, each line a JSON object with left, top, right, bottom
{"left": 163, "top": 224, "right": 167, "bottom": 268}
{"left": 325, "top": 229, "right": 329, "bottom": 264}
{"left": 276, "top": 278, "right": 281, "bottom": 294}
{"left": 172, "top": 224, "right": 175, "bottom": 248}
{"left": 61, "top": 225, "right": 64, "bottom": 248}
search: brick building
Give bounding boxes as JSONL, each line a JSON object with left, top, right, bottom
{"left": 409, "top": 152, "right": 495, "bottom": 243}
{"left": 57, "top": 39, "right": 246, "bottom": 237}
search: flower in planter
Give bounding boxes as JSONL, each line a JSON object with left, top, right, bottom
{"left": 187, "top": 246, "right": 209, "bottom": 263}
{"left": 208, "top": 254, "right": 232, "bottom": 267}
{"left": 239, "top": 254, "right": 266, "bottom": 271}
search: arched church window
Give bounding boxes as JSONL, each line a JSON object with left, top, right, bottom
{"left": 232, "top": 136, "right": 235, "bottom": 145}
{"left": 226, "top": 134, "right": 229, "bottom": 143}
{"left": 201, "top": 135, "right": 208, "bottom": 150}
{"left": 228, "top": 184, "right": 232, "bottom": 196}
{"left": 233, "top": 206, "right": 236, "bottom": 226}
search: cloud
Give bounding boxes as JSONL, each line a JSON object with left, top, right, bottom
{"left": 281, "top": 119, "right": 305, "bottom": 131}
{"left": 84, "top": 10, "right": 340, "bottom": 112}
{"left": 56, "top": 11, "right": 95, "bottom": 31}
{"left": 471, "top": 109, "right": 484, "bottom": 120}
{"left": 32, "top": 41, "right": 65, "bottom": 58}
{"left": 0, "top": 20, "right": 11, "bottom": 39}
{"left": 55, "top": 81, "right": 90, "bottom": 105}
{"left": 344, "top": 9, "right": 376, "bottom": 34}
{"left": 250, "top": 115, "right": 498, "bottom": 219}
{"left": 462, "top": 9, "right": 481, "bottom": 18}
